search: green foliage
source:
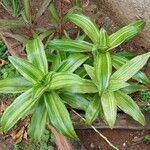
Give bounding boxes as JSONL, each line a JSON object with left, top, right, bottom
{"left": 0, "top": 10, "right": 150, "bottom": 145}
{"left": 140, "top": 91, "right": 150, "bottom": 111}
{"left": 140, "top": 91, "right": 150, "bottom": 102}
{"left": 0, "top": 37, "right": 96, "bottom": 141}
{"left": 48, "top": 13, "right": 150, "bottom": 128}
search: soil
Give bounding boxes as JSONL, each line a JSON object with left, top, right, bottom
{"left": 0, "top": 0, "right": 150, "bottom": 150}
{"left": 76, "top": 129, "right": 150, "bottom": 150}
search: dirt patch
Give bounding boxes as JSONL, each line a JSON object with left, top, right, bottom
{"left": 76, "top": 129, "right": 150, "bottom": 150}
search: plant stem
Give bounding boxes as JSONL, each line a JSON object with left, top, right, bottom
{"left": 72, "top": 109, "right": 119, "bottom": 150}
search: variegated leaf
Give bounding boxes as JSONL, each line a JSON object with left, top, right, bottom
{"left": 0, "top": 77, "right": 32, "bottom": 93}
{"left": 9, "top": 56, "right": 44, "bottom": 83}
{"left": 1, "top": 89, "right": 37, "bottom": 132}
{"left": 67, "top": 13, "right": 99, "bottom": 43}
{"left": 109, "top": 20, "right": 145, "bottom": 50}
{"left": 101, "top": 90, "right": 117, "bottom": 128}
{"left": 94, "top": 52, "right": 112, "bottom": 94}
{"left": 29, "top": 99, "right": 47, "bottom": 141}
{"left": 26, "top": 37, "right": 48, "bottom": 74}
{"left": 111, "top": 52, "right": 150, "bottom": 82}
{"left": 115, "top": 91, "right": 145, "bottom": 126}
{"left": 48, "top": 39, "right": 93, "bottom": 52}
{"left": 44, "top": 92, "right": 78, "bottom": 139}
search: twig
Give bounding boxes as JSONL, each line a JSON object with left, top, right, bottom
{"left": 72, "top": 109, "right": 119, "bottom": 150}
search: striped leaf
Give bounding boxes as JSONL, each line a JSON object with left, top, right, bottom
{"left": 48, "top": 39, "right": 93, "bottom": 52}
{"left": 1, "top": 89, "right": 37, "bottom": 132}
{"left": 22, "top": 0, "right": 31, "bottom": 23}
{"left": 32, "top": 84, "right": 48, "bottom": 101}
{"left": 75, "top": 66, "right": 87, "bottom": 78}
{"left": 9, "top": 56, "right": 44, "bottom": 83}
{"left": 85, "top": 94, "right": 102, "bottom": 124}
{"left": 62, "top": 79, "right": 98, "bottom": 94}
{"left": 121, "top": 83, "right": 147, "bottom": 94}
{"left": 0, "top": 77, "right": 32, "bottom": 93}
{"left": 101, "top": 90, "right": 117, "bottom": 128}
{"left": 61, "top": 92, "right": 89, "bottom": 111}
{"left": 84, "top": 64, "right": 96, "bottom": 83}
{"left": 67, "top": 13, "right": 99, "bottom": 43}
{"left": 108, "top": 79, "right": 130, "bottom": 91}
{"left": 112, "top": 54, "right": 150, "bottom": 84}
{"left": 0, "top": 19, "right": 25, "bottom": 30}
{"left": 56, "top": 53, "right": 89, "bottom": 72}
{"left": 29, "top": 99, "right": 47, "bottom": 141}
{"left": 44, "top": 92, "right": 78, "bottom": 139}
{"left": 109, "top": 20, "right": 145, "bottom": 50}
{"left": 26, "top": 37, "right": 48, "bottom": 74}
{"left": 115, "top": 91, "right": 145, "bottom": 126}
{"left": 94, "top": 52, "right": 112, "bottom": 94}
{"left": 49, "top": 72, "right": 84, "bottom": 90}
{"left": 98, "top": 28, "right": 109, "bottom": 51}
{"left": 48, "top": 2, "right": 60, "bottom": 27}
{"left": 49, "top": 72, "right": 97, "bottom": 93}
{"left": 111, "top": 52, "right": 150, "bottom": 82}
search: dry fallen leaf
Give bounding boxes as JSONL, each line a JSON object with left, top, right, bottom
{"left": 47, "top": 124, "right": 72, "bottom": 150}
{"left": 11, "top": 127, "right": 25, "bottom": 144}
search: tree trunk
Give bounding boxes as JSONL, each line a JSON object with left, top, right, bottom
{"left": 92, "top": 0, "right": 150, "bottom": 49}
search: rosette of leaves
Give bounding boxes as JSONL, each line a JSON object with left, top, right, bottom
{"left": 0, "top": 37, "right": 97, "bottom": 141}
{"left": 48, "top": 13, "right": 150, "bottom": 128}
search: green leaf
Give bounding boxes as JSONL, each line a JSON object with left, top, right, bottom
{"left": 9, "top": 56, "right": 44, "bottom": 83}
{"left": 98, "top": 28, "right": 109, "bottom": 51}
{"left": 26, "top": 37, "right": 48, "bottom": 74}
{"left": 1, "top": 89, "right": 37, "bottom": 132}
{"left": 62, "top": 79, "right": 98, "bottom": 93}
{"left": 48, "top": 2, "right": 60, "bottom": 27}
{"left": 61, "top": 92, "right": 89, "bottom": 110}
{"left": 48, "top": 39, "right": 93, "bottom": 52}
{"left": 121, "top": 83, "right": 147, "bottom": 94}
{"left": 49, "top": 72, "right": 83, "bottom": 90}
{"left": 109, "top": 20, "right": 145, "bottom": 50}
{"left": 0, "top": 19, "right": 25, "bottom": 30}
{"left": 85, "top": 94, "right": 102, "bottom": 124}
{"left": 0, "top": 77, "right": 32, "bottom": 93}
{"left": 112, "top": 54, "right": 150, "bottom": 84}
{"left": 32, "top": 84, "right": 48, "bottom": 101}
{"left": 108, "top": 79, "right": 130, "bottom": 91}
{"left": 36, "top": 0, "right": 52, "bottom": 19}
{"left": 94, "top": 52, "right": 112, "bottom": 94}
{"left": 56, "top": 53, "right": 88, "bottom": 72}
{"left": 44, "top": 92, "right": 78, "bottom": 139}
{"left": 111, "top": 52, "right": 150, "bottom": 82}
{"left": 84, "top": 64, "right": 96, "bottom": 83}
{"left": 115, "top": 91, "right": 145, "bottom": 126}
{"left": 75, "top": 66, "right": 87, "bottom": 78}
{"left": 51, "top": 53, "right": 61, "bottom": 71}
{"left": 29, "top": 99, "right": 47, "bottom": 141}
{"left": 22, "top": 0, "right": 31, "bottom": 23}
{"left": 67, "top": 13, "right": 99, "bottom": 43}
{"left": 101, "top": 90, "right": 117, "bottom": 128}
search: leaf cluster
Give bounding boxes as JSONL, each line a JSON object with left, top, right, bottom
{"left": 0, "top": 12, "right": 150, "bottom": 142}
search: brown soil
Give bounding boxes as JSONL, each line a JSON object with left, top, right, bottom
{"left": 76, "top": 129, "right": 150, "bottom": 150}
